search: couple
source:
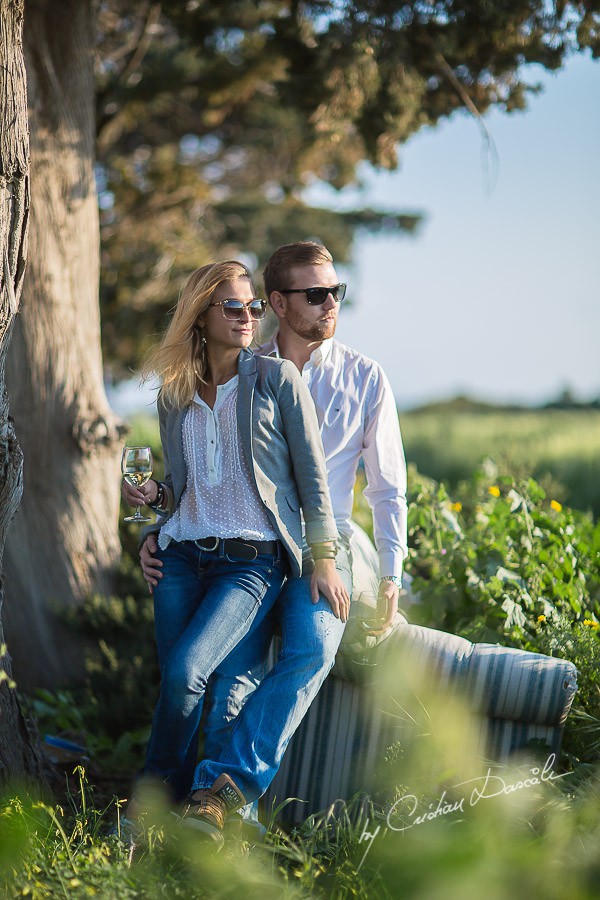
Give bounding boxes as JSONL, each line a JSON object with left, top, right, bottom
{"left": 121, "top": 241, "right": 407, "bottom": 846}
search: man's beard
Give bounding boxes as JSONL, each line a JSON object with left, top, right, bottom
{"left": 287, "top": 309, "right": 337, "bottom": 341}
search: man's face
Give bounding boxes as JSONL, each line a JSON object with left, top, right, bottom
{"left": 274, "top": 262, "right": 341, "bottom": 341}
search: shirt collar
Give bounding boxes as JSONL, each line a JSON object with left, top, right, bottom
{"left": 307, "top": 337, "right": 333, "bottom": 368}
{"left": 263, "top": 333, "right": 333, "bottom": 367}
{"left": 263, "top": 334, "right": 280, "bottom": 358}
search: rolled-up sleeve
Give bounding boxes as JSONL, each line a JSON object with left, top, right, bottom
{"left": 361, "top": 366, "right": 408, "bottom": 579}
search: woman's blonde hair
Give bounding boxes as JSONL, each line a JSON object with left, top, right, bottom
{"left": 144, "top": 260, "right": 255, "bottom": 409}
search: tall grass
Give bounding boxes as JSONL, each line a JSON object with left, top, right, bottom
{"left": 401, "top": 409, "right": 600, "bottom": 516}
{"left": 5, "top": 652, "right": 600, "bottom": 898}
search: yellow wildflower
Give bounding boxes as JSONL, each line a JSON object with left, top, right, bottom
{"left": 488, "top": 485, "right": 501, "bottom": 498}
{"left": 451, "top": 502, "right": 462, "bottom": 512}
{"left": 537, "top": 615, "right": 546, "bottom": 623}
{"left": 550, "top": 500, "right": 563, "bottom": 512}
{"left": 584, "top": 619, "right": 600, "bottom": 629}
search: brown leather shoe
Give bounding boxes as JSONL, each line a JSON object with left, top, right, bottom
{"left": 179, "top": 774, "right": 246, "bottom": 847}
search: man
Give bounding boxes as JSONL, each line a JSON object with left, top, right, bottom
{"left": 138, "top": 241, "right": 407, "bottom": 842}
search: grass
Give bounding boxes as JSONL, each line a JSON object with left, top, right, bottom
{"left": 400, "top": 408, "right": 600, "bottom": 517}
{"left": 4, "top": 693, "right": 600, "bottom": 899}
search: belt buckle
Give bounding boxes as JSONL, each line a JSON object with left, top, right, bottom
{"left": 196, "top": 536, "right": 219, "bottom": 552}
{"left": 230, "top": 540, "right": 258, "bottom": 561}
{"left": 241, "top": 542, "right": 258, "bottom": 561}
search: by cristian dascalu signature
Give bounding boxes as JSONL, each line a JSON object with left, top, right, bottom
{"left": 356, "top": 753, "right": 569, "bottom": 870}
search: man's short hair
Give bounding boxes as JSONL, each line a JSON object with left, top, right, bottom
{"left": 263, "top": 241, "right": 333, "bottom": 299}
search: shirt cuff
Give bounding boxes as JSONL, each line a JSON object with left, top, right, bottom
{"left": 378, "top": 550, "right": 404, "bottom": 581}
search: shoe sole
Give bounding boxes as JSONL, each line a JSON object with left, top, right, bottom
{"left": 170, "top": 811, "right": 225, "bottom": 850}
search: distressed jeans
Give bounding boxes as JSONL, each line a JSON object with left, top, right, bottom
{"left": 142, "top": 539, "right": 287, "bottom": 801}
{"left": 195, "top": 540, "right": 352, "bottom": 802}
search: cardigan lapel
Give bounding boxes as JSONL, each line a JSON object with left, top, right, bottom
{"left": 236, "top": 348, "right": 258, "bottom": 474}
{"left": 168, "top": 406, "right": 187, "bottom": 499}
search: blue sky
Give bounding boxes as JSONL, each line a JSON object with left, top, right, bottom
{"left": 309, "top": 54, "right": 599, "bottom": 409}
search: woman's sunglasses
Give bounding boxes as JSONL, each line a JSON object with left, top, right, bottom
{"left": 278, "top": 283, "right": 347, "bottom": 305}
{"left": 209, "top": 299, "right": 267, "bottom": 320}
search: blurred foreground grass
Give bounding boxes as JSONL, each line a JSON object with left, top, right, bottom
{"left": 6, "top": 649, "right": 600, "bottom": 898}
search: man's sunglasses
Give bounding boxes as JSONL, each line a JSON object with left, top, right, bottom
{"left": 209, "top": 299, "right": 267, "bottom": 320}
{"left": 278, "top": 283, "right": 347, "bottom": 305}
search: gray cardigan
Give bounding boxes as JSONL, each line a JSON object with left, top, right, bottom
{"left": 141, "top": 348, "right": 338, "bottom": 577}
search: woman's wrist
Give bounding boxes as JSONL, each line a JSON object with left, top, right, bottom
{"left": 311, "top": 541, "right": 337, "bottom": 560}
{"left": 148, "top": 479, "right": 163, "bottom": 509}
{"left": 313, "top": 557, "right": 336, "bottom": 570}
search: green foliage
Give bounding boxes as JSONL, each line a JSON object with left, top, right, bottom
{"left": 404, "top": 461, "right": 600, "bottom": 643}
{"left": 536, "top": 616, "right": 600, "bottom": 762}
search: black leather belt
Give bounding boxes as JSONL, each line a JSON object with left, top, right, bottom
{"left": 193, "top": 536, "right": 281, "bottom": 561}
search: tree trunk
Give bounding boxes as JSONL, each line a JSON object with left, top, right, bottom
{"left": 0, "top": 0, "right": 46, "bottom": 783}
{"left": 4, "top": 0, "right": 126, "bottom": 691}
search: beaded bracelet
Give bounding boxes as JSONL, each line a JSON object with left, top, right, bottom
{"left": 148, "top": 480, "right": 165, "bottom": 511}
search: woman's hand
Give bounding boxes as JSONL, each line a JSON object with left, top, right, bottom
{"left": 140, "top": 533, "right": 162, "bottom": 594}
{"left": 121, "top": 476, "right": 158, "bottom": 509}
{"left": 310, "top": 558, "right": 351, "bottom": 622}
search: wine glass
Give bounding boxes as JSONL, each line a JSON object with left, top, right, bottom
{"left": 352, "top": 591, "right": 380, "bottom": 668}
{"left": 121, "top": 446, "right": 153, "bottom": 523}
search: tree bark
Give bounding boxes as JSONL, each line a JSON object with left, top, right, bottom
{"left": 0, "top": 0, "right": 46, "bottom": 783}
{"left": 4, "top": 0, "right": 126, "bottom": 690}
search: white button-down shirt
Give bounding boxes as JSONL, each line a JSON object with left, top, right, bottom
{"left": 159, "top": 376, "right": 277, "bottom": 549}
{"left": 259, "top": 336, "right": 407, "bottom": 578}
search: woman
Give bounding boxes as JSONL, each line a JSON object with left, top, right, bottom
{"left": 121, "top": 260, "right": 348, "bottom": 827}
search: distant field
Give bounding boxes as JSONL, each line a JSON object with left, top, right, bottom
{"left": 126, "top": 407, "right": 600, "bottom": 518}
{"left": 400, "top": 408, "right": 600, "bottom": 517}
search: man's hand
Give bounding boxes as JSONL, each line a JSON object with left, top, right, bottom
{"left": 140, "top": 533, "right": 163, "bottom": 595}
{"left": 310, "top": 558, "right": 351, "bottom": 622}
{"left": 122, "top": 476, "right": 158, "bottom": 509}
{"left": 365, "top": 580, "right": 400, "bottom": 635}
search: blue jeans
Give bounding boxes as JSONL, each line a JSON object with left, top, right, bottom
{"left": 195, "top": 541, "right": 352, "bottom": 802}
{"left": 142, "top": 539, "right": 287, "bottom": 801}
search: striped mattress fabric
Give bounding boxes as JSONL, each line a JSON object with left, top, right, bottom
{"left": 361, "top": 623, "right": 578, "bottom": 726}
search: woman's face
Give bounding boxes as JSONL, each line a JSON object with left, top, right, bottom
{"left": 199, "top": 277, "right": 258, "bottom": 354}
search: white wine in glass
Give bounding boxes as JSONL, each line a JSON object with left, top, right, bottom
{"left": 122, "top": 446, "right": 153, "bottom": 523}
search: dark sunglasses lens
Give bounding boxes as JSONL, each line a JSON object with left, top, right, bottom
{"left": 305, "top": 284, "right": 346, "bottom": 304}
{"left": 222, "top": 301, "right": 245, "bottom": 319}
{"left": 305, "top": 288, "right": 329, "bottom": 305}
{"left": 250, "top": 300, "right": 266, "bottom": 319}
{"left": 222, "top": 300, "right": 266, "bottom": 320}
